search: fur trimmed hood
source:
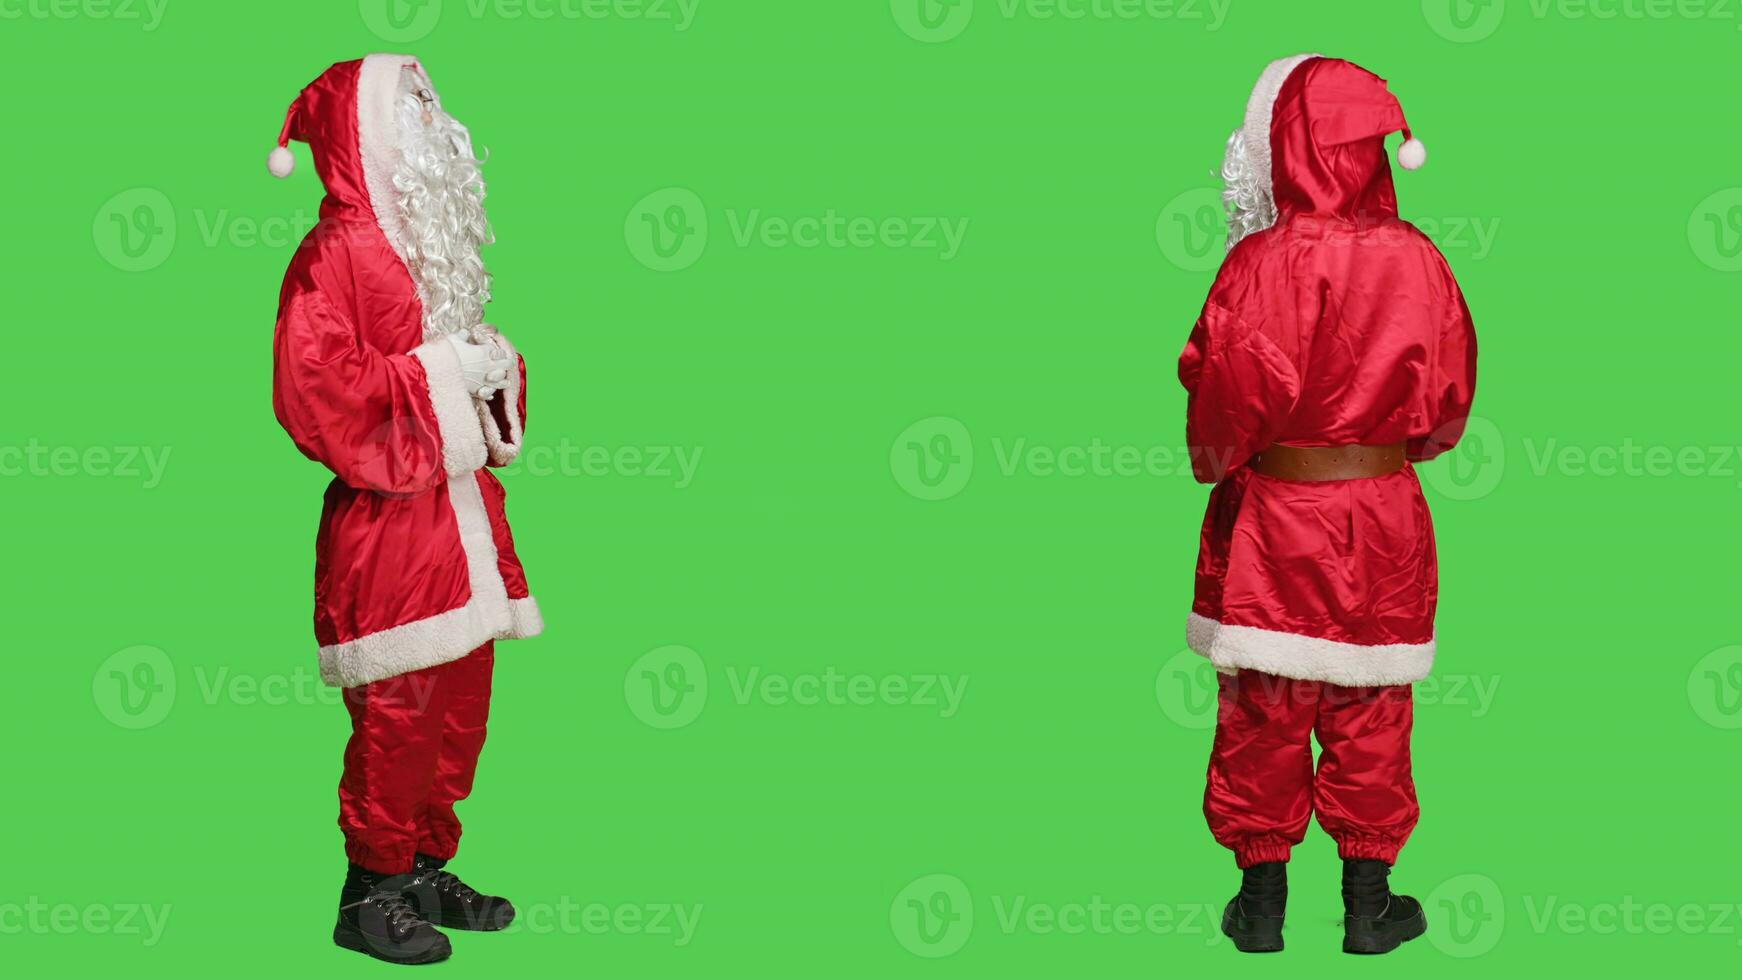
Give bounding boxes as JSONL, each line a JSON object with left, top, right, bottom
{"left": 270, "top": 53, "right": 436, "bottom": 266}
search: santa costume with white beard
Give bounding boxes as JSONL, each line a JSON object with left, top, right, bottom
{"left": 269, "top": 54, "right": 538, "bottom": 965}
{"left": 1179, "top": 55, "right": 1477, "bottom": 954}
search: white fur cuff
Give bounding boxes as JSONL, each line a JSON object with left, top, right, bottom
{"left": 410, "top": 338, "right": 488, "bottom": 478}
{"left": 475, "top": 333, "right": 525, "bottom": 466}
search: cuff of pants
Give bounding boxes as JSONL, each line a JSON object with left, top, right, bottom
{"left": 1235, "top": 839, "right": 1294, "bottom": 868}
{"left": 346, "top": 840, "right": 417, "bottom": 876}
{"left": 1335, "top": 836, "right": 1403, "bottom": 865}
{"left": 418, "top": 837, "right": 459, "bottom": 863}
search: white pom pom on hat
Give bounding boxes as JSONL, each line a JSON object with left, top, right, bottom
{"left": 1242, "top": 57, "right": 1432, "bottom": 187}
{"left": 268, "top": 94, "right": 302, "bottom": 179}
{"left": 267, "top": 145, "right": 295, "bottom": 178}
{"left": 1397, "top": 130, "right": 1427, "bottom": 171}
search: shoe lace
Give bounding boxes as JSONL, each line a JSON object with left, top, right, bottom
{"left": 341, "top": 891, "right": 425, "bottom": 934}
{"left": 419, "top": 868, "right": 481, "bottom": 904}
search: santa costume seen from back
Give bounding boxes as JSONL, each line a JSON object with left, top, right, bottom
{"left": 1178, "top": 54, "right": 1477, "bottom": 955}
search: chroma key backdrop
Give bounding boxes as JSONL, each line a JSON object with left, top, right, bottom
{"left": 6, "top": 0, "right": 1742, "bottom": 976}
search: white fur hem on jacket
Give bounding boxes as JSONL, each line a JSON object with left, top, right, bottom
{"left": 1186, "top": 611, "right": 1433, "bottom": 687}
{"left": 318, "top": 595, "right": 543, "bottom": 688}
{"left": 410, "top": 338, "right": 488, "bottom": 478}
{"left": 319, "top": 470, "right": 543, "bottom": 688}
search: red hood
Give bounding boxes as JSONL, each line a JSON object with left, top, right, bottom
{"left": 1268, "top": 58, "right": 1407, "bottom": 224}
{"left": 277, "top": 54, "right": 435, "bottom": 261}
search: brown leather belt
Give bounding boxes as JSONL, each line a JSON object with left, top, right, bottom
{"left": 1250, "top": 442, "right": 1406, "bottom": 482}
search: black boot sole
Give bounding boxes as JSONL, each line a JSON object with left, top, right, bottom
{"left": 1342, "top": 906, "right": 1426, "bottom": 954}
{"left": 333, "top": 921, "right": 453, "bottom": 965}
{"left": 428, "top": 906, "right": 515, "bottom": 932}
{"left": 1221, "top": 904, "right": 1284, "bottom": 953}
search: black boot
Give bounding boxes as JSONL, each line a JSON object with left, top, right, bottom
{"left": 403, "top": 853, "right": 517, "bottom": 931}
{"left": 1220, "top": 861, "right": 1286, "bottom": 952}
{"left": 1341, "top": 858, "right": 1426, "bottom": 954}
{"left": 333, "top": 863, "right": 452, "bottom": 965}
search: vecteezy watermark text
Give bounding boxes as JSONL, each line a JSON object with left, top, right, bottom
{"left": 0, "top": 898, "right": 170, "bottom": 945}
{"left": 500, "top": 440, "right": 703, "bottom": 488}
{"left": 1, "top": 441, "right": 170, "bottom": 488}
{"left": 0, "top": 0, "right": 168, "bottom": 30}
{"left": 625, "top": 646, "right": 969, "bottom": 729}
{"left": 625, "top": 188, "right": 969, "bottom": 271}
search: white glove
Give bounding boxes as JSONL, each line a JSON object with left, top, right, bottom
{"left": 446, "top": 334, "right": 514, "bottom": 401}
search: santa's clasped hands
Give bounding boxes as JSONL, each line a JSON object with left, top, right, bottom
{"left": 446, "top": 331, "right": 515, "bottom": 401}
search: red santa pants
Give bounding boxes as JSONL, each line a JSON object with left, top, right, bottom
{"left": 339, "top": 643, "right": 494, "bottom": 874}
{"left": 1204, "top": 669, "right": 1417, "bottom": 867}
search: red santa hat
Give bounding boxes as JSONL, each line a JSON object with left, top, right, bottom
{"left": 266, "top": 54, "right": 433, "bottom": 183}
{"left": 268, "top": 99, "right": 300, "bottom": 178}
{"left": 1236, "top": 53, "right": 1425, "bottom": 204}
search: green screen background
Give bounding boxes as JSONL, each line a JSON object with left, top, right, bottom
{"left": 7, "top": 0, "right": 1741, "bottom": 975}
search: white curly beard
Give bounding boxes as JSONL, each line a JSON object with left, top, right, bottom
{"left": 1220, "top": 128, "right": 1276, "bottom": 252}
{"left": 392, "top": 71, "right": 494, "bottom": 343}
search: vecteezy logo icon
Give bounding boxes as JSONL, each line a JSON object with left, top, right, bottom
{"left": 93, "top": 645, "right": 177, "bottom": 729}
{"left": 1688, "top": 189, "right": 1742, "bottom": 272}
{"left": 625, "top": 645, "right": 708, "bottom": 729}
{"left": 891, "top": 0, "right": 973, "bottom": 42}
{"left": 890, "top": 873, "right": 973, "bottom": 957}
{"left": 625, "top": 187, "right": 709, "bottom": 272}
{"left": 1156, "top": 650, "right": 1218, "bottom": 730}
{"left": 1688, "top": 645, "right": 1742, "bottom": 729}
{"left": 1155, "top": 188, "right": 1226, "bottom": 273}
{"left": 1419, "top": 416, "right": 1504, "bottom": 502}
{"left": 358, "top": 0, "right": 443, "bottom": 43}
{"left": 93, "top": 189, "right": 176, "bottom": 273}
{"left": 356, "top": 417, "right": 443, "bottom": 501}
{"left": 1421, "top": 0, "right": 1505, "bottom": 44}
{"left": 890, "top": 416, "right": 973, "bottom": 501}
{"left": 1425, "top": 873, "right": 1504, "bottom": 957}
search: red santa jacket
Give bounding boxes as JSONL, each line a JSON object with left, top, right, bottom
{"left": 1179, "top": 58, "right": 1476, "bottom": 687}
{"left": 271, "top": 55, "right": 540, "bottom": 688}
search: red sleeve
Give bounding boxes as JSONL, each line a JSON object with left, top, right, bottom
{"left": 1406, "top": 274, "right": 1478, "bottom": 462}
{"left": 272, "top": 289, "right": 485, "bottom": 494}
{"left": 1178, "top": 260, "right": 1301, "bottom": 484}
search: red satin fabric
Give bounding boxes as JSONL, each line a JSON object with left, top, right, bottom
{"left": 1204, "top": 670, "right": 1417, "bottom": 867}
{"left": 339, "top": 643, "right": 495, "bottom": 874}
{"left": 273, "top": 60, "right": 528, "bottom": 875}
{"left": 480, "top": 468, "right": 530, "bottom": 599}
{"left": 1193, "top": 467, "right": 1439, "bottom": 648}
{"left": 1269, "top": 58, "right": 1406, "bottom": 224}
{"left": 1178, "top": 58, "right": 1476, "bottom": 654}
{"left": 271, "top": 60, "right": 532, "bottom": 651}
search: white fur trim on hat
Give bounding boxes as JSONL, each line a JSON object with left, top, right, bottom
{"left": 1240, "top": 53, "right": 1320, "bottom": 203}
{"left": 356, "top": 53, "right": 429, "bottom": 267}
